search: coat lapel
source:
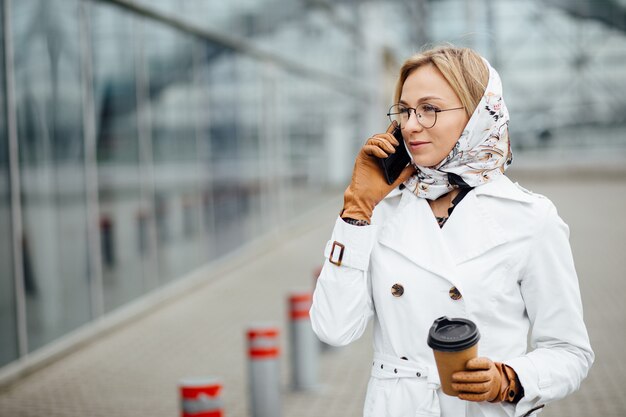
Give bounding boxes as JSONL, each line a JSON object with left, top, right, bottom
{"left": 444, "top": 176, "right": 534, "bottom": 264}
{"left": 441, "top": 190, "right": 508, "bottom": 265}
{"left": 378, "top": 191, "right": 456, "bottom": 280}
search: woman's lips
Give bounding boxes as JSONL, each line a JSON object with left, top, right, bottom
{"left": 408, "top": 141, "right": 430, "bottom": 150}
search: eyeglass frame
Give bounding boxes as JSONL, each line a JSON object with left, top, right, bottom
{"left": 387, "top": 103, "right": 465, "bottom": 129}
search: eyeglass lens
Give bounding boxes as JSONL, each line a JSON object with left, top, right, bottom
{"left": 388, "top": 104, "right": 437, "bottom": 129}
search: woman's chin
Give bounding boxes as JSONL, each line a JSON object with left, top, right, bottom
{"left": 410, "top": 154, "right": 444, "bottom": 168}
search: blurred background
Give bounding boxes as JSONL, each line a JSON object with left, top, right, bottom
{"left": 0, "top": 0, "right": 625, "bottom": 416}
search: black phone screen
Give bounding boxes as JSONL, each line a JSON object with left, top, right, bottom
{"left": 379, "top": 126, "right": 411, "bottom": 185}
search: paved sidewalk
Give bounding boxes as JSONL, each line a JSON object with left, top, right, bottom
{"left": 0, "top": 171, "right": 625, "bottom": 417}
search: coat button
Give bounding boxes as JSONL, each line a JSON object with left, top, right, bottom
{"left": 391, "top": 283, "right": 404, "bottom": 297}
{"left": 449, "top": 286, "right": 462, "bottom": 300}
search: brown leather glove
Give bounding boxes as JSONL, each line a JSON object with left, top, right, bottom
{"left": 341, "top": 123, "right": 416, "bottom": 223}
{"left": 451, "top": 357, "right": 522, "bottom": 403}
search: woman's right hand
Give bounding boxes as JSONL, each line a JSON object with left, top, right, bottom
{"left": 341, "top": 123, "right": 416, "bottom": 223}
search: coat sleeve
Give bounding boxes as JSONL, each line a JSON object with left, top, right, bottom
{"left": 310, "top": 216, "right": 377, "bottom": 346}
{"left": 506, "top": 200, "right": 594, "bottom": 417}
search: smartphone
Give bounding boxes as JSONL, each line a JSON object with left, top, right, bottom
{"left": 379, "top": 125, "right": 411, "bottom": 185}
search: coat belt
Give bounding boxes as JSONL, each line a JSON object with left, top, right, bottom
{"left": 371, "top": 352, "right": 442, "bottom": 416}
{"left": 371, "top": 352, "right": 441, "bottom": 390}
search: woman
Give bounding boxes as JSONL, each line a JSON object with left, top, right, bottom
{"left": 310, "top": 45, "right": 593, "bottom": 417}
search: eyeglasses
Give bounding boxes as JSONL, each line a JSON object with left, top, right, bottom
{"left": 387, "top": 103, "right": 465, "bottom": 129}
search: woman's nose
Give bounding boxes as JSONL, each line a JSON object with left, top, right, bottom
{"left": 403, "top": 110, "right": 423, "bottom": 133}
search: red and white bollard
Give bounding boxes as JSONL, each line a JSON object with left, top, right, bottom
{"left": 289, "top": 291, "right": 318, "bottom": 390}
{"left": 247, "top": 324, "right": 282, "bottom": 417}
{"left": 179, "top": 377, "right": 223, "bottom": 417}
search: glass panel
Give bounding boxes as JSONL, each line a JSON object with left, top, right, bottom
{"left": 193, "top": 41, "right": 217, "bottom": 259}
{"left": 226, "top": 55, "right": 263, "bottom": 243}
{"left": 203, "top": 51, "right": 248, "bottom": 257}
{"left": 90, "top": 3, "right": 149, "bottom": 312}
{"left": 0, "top": 0, "right": 19, "bottom": 366}
{"left": 11, "top": 0, "right": 91, "bottom": 351}
{"left": 279, "top": 72, "right": 359, "bottom": 217}
{"left": 142, "top": 21, "right": 203, "bottom": 282}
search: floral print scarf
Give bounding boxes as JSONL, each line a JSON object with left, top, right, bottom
{"left": 404, "top": 58, "right": 512, "bottom": 200}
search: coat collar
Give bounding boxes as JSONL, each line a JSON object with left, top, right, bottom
{"left": 378, "top": 175, "right": 530, "bottom": 280}
{"left": 384, "top": 186, "right": 404, "bottom": 200}
{"left": 472, "top": 174, "right": 534, "bottom": 204}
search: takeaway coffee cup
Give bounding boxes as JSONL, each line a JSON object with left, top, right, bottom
{"left": 427, "top": 316, "right": 480, "bottom": 396}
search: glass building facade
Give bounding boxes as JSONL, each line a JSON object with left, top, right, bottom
{"left": 2, "top": 0, "right": 626, "bottom": 373}
{"left": 0, "top": 0, "right": 366, "bottom": 370}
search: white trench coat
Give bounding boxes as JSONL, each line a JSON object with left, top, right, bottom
{"left": 310, "top": 175, "right": 594, "bottom": 417}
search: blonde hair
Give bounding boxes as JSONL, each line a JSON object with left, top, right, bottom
{"left": 394, "top": 45, "right": 489, "bottom": 119}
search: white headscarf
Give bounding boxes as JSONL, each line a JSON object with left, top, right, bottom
{"left": 404, "top": 58, "right": 512, "bottom": 200}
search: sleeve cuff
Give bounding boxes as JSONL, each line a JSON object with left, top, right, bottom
{"left": 505, "top": 356, "right": 545, "bottom": 417}
{"left": 323, "top": 216, "right": 378, "bottom": 271}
